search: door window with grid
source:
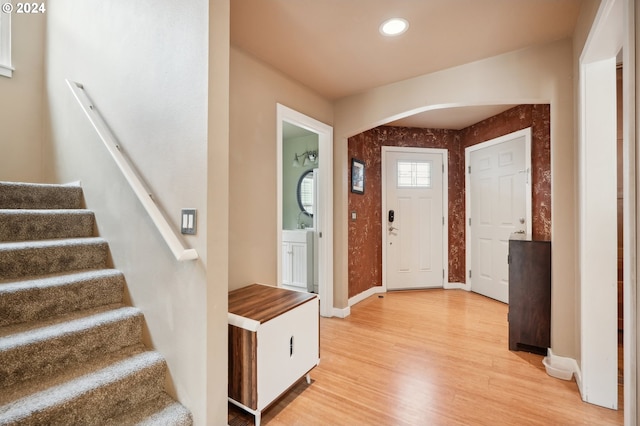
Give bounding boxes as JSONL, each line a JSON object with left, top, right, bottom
{"left": 397, "top": 160, "right": 432, "bottom": 188}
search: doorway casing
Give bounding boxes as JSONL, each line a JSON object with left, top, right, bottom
{"left": 578, "top": 0, "right": 635, "bottom": 413}
{"left": 277, "top": 104, "right": 334, "bottom": 317}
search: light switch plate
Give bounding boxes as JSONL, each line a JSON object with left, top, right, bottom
{"left": 181, "top": 209, "right": 197, "bottom": 235}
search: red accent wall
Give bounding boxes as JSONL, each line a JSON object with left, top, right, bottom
{"left": 347, "top": 104, "right": 551, "bottom": 298}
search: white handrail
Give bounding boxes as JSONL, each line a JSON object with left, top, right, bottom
{"left": 66, "top": 79, "right": 198, "bottom": 261}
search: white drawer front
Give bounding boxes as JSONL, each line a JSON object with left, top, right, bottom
{"left": 256, "top": 298, "right": 319, "bottom": 410}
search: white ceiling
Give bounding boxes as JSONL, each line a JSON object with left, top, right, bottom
{"left": 231, "top": 0, "right": 582, "bottom": 129}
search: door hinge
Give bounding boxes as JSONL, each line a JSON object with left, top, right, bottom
{"left": 442, "top": 216, "right": 445, "bottom": 225}
{"left": 469, "top": 270, "right": 472, "bottom": 279}
{"left": 443, "top": 269, "right": 445, "bottom": 279}
{"left": 468, "top": 165, "right": 471, "bottom": 174}
{"left": 442, "top": 163, "right": 445, "bottom": 173}
{"left": 468, "top": 217, "right": 472, "bottom": 226}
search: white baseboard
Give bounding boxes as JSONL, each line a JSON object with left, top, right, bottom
{"left": 445, "top": 282, "right": 469, "bottom": 290}
{"left": 332, "top": 306, "right": 351, "bottom": 318}
{"left": 335, "top": 284, "right": 470, "bottom": 318}
{"left": 349, "top": 286, "right": 385, "bottom": 307}
{"left": 330, "top": 286, "right": 387, "bottom": 319}
{"left": 554, "top": 349, "right": 583, "bottom": 394}
{"left": 545, "top": 348, "right": 582, "bottom": 392}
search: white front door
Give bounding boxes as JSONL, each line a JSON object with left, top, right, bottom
{"left": 467, "top": 128, "right": 531, "bottom": 303}
{"left": 384, "top": 148, "right": 446, "bottom": 290}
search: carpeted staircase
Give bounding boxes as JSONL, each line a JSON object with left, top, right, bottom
{"left": 0, "top": 181, "right": 192, "bottom": 425}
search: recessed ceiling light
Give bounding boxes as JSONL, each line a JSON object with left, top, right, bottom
{"left": 379, "top": 18, "right": 409, "bottom": 37}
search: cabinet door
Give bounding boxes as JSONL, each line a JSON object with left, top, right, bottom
{"left": 282, "top": 242, "right": 292, "bottom": 286}
{"left": 508, "top": 239, "right": 551, "bottom": 353}
{"left": 256, "top": 298, "right": 319, "bottom": 410}
{"left": 289, "top": 241, "right": 308, "bottom": 289}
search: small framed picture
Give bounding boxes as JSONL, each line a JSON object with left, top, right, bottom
{"left": 351, "top": 158, "right": 365, "bottom": 194}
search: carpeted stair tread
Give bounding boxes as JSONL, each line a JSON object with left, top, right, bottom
{"left": 0, "top": 305, "right": 143, "bottom": 388}
{"left": 0, "top": 237, "right": 109, "bottom": 279}
{"left": 0, "top": 209, "right": 95, "bottom": 241}
{"left": 0, "top": 344, "right": 146, "bottom": 406}
{"left": 0, "top": 302, "right": 132, "bottom": 339}
{"left": 0, "top": 269, "right": 124, "bottom": 327}
{"left": 0, "top": 181, "right": 83, "bottom": 210}
{"left": 0, "top": 350, "right": 166, "bottom": 425}
{"left": 105, "top": 392, "right": 193, "bottom": 426}
{"left": 0, "top": 181, "right": 192, "bottom": 422}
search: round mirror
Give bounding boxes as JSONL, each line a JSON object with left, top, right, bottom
{"left": 297, "top": 169, "right": 314, "bottom": 216}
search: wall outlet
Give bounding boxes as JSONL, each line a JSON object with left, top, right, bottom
{"left": 181, "top": 209, "right": 197, "bottom": 235}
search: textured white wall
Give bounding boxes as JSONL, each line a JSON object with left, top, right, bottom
{"left": 43, "top": 0, "right": 214, "bottom": 423}
{"left": 0, "top": 12, "right": 45, "bottom": 182}
{"left": 229, "top": 47, "right": 333, "bottom": 291}
{"left": 206, "top": 0, "right": 230, "bottom": 422}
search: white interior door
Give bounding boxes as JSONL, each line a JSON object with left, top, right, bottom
{"left": 384, "top": 148, "right": 446, "bottom": 290}
{"left": 467, "top": 129, "right": 531, "bottom": 303}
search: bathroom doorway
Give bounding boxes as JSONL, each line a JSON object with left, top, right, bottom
{"left": 277, "top": 104, "right": 334, "bottom": 317}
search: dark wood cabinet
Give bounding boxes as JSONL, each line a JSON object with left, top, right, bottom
{"left": 508, "top": 235, "right": 551, "bottom": 355}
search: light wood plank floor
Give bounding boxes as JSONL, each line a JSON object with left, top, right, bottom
{"left": 229, "top": 289, "right": 623, "bottom": 425}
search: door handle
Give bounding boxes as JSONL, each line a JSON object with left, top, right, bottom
{"left": 389, "top": 225, "right": 399, "bottom": 232}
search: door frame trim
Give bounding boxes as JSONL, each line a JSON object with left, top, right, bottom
{"left": 276, "top": 104, "right": 334, "bottom": 317}
{"left": 381, "top": 146, "right": 449, "bottom": 291}
{"left": 464, "top": 127, "right": 533, "bottom": 294}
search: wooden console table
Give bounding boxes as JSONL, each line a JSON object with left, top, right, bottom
{"left": 228, "top": 284, "right": 319, "bottom": 426}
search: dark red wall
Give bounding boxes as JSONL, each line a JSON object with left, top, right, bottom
{"left": 347, "top": 104, "right": 551, "bottom": 298}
